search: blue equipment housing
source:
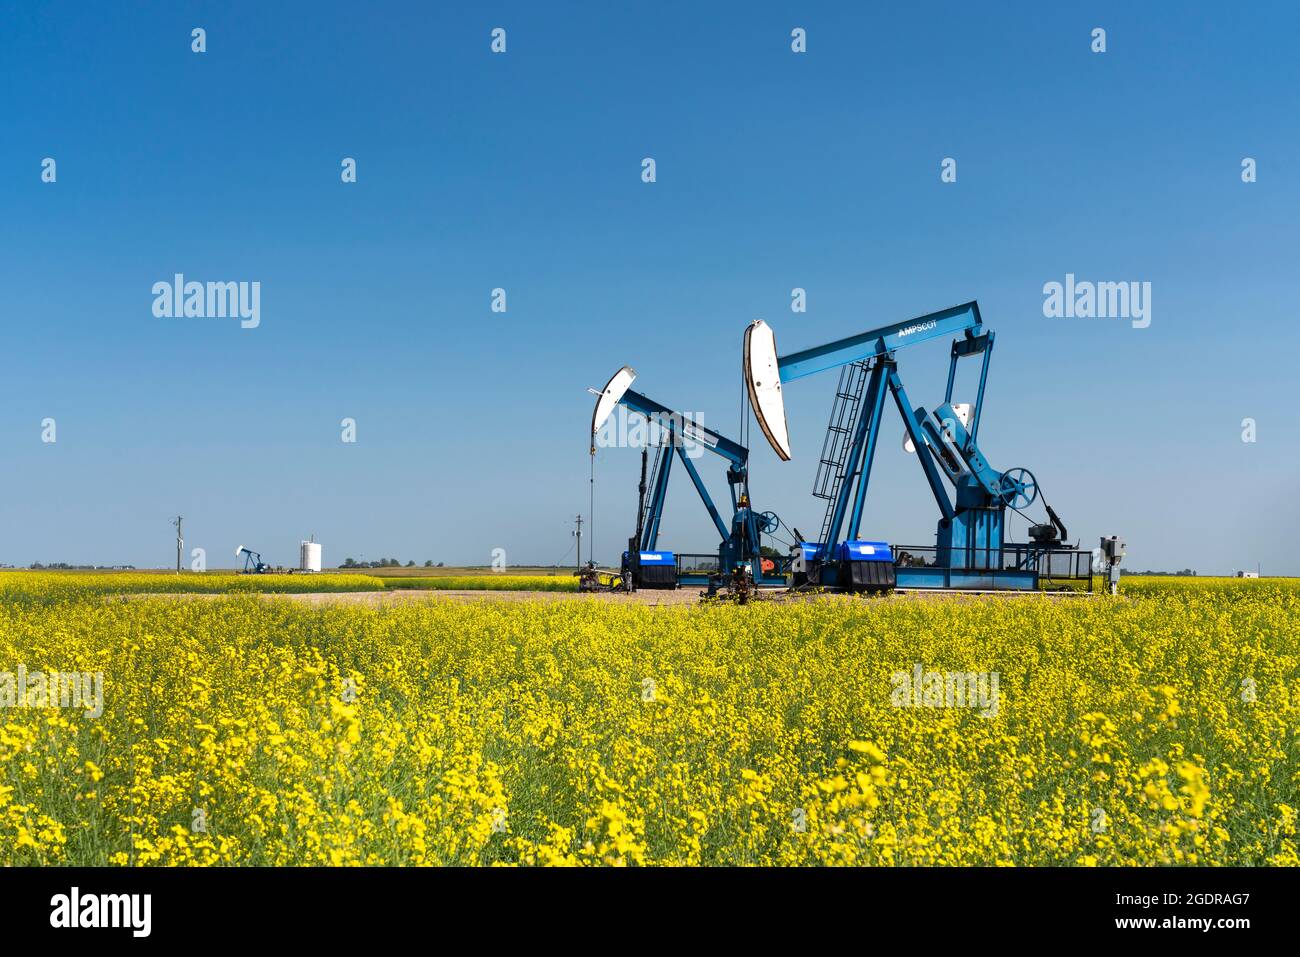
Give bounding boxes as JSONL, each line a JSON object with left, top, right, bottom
{"left": 837, "top": 541, "right": 893, "bottom": 562}
{"left": 621, "top": 549, "right": 677, "bottom": 589}
{"left": 837, "top": 540, "right": 897, "bottom": 592}
{"left": 631, "top": 550, "right": 675, "bottom": 566}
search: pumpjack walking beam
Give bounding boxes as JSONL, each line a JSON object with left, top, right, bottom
{"left": 768, "top": 301, "right": 987, "bottom": 389}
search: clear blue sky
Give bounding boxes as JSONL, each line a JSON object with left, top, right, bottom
{"left": 3, "top": 1, "right": 1297, "bottom": 573}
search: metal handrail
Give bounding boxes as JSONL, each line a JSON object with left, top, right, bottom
{"left": 892, "top": 543, "right": 1093, "bottom": 584}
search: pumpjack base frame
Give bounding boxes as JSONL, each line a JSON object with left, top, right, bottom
{"left": 677, "top": 573, "right": 788, "bottom": 588}
{"left": 895, "top": 567, "right": 1038, "bottom": 590}
{"left": 804, "top": 563, "right": 1033, "bottom": 591}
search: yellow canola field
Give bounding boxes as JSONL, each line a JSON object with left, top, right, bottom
{"left": 0, "top": 574, "right": 1296, "bottom": 866}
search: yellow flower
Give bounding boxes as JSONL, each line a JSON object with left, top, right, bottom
{"left": 848, "top": 741, "right": 887, "bottom": 763}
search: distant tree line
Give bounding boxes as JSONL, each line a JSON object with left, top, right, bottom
{"left": 28, "top": 562, "right": 136, "bottom": 570}
{"left": 339, "top": 558, "right": 444, "bottom": 569}
{"left": 1120, "top": 568, "right": 1197, "bottom": 576}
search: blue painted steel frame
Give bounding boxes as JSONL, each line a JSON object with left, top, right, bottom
{"left": 619, "top": 388, "right": 783, "bottom": 585}
{"left": 895, "top": 567, "right": 1036, "bottom": 590}
{"left": 776, "top": 302, "right": 983, "bottom": 383}
{"left": 641, "top": 440, "right": 673, "bottom": 549}
{"left": 777, "top": 302, "right": 1030, "bottom": 586}
{"left": 620, "top": 389, "right": 747, "bottom": 466}
{"left": 676, "top": 446, "right": 730, "bottom": 542}
{"left": 887, "top": 367, "right": 958, "bottom": 524}
{"left": 946, "top": 329, "right": 995, "bottom": 443}
{"left": 814, "top": 360, "right": 961, "bottom": 563}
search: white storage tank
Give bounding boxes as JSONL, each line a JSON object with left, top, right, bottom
{"left": 299, "top": 540, "right": 322, "bottom": 572}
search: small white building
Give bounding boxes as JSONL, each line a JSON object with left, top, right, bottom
{"left": 1237, "top": 570, "right": 1259, "bottom": 578}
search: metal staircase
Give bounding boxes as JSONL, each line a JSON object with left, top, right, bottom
{"left": 813, "top": 361, "right": 870, "bottom": 547}
{"left": 641, "top": 441, "right": 667, "bottom": 543}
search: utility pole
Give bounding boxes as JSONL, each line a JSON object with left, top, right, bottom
{"left": 171, "top": 516, "right": 183, "bottom": 574}
{"left": 572, "top": 514, "right": 584, "bottom": 570}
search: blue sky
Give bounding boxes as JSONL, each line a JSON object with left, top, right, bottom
{"left": 3, "top": 1, "right": 1297, "bottom": 573}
